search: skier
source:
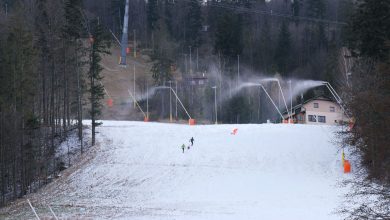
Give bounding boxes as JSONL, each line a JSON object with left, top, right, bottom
{"left": 181, "top": 144, "right": 185, "bottom": 153}
{"left": 190, "top": 137, "right": 194, "bottom": 146}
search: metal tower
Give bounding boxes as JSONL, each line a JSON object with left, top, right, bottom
{"left": 119, "top": 0, "right": 130, "bottom": 66}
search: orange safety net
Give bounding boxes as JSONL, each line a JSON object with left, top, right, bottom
{"left": 231, "top": 128, "right": 238, "bottom": 135}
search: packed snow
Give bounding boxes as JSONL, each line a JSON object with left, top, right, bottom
{"left": 2, "top": 121, "right": 350, "bottom": 219}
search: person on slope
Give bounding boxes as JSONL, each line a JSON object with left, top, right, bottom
{"left": 190, "top": 137, "right": 194, "bottom": 146}
{"left": 181, "top": 144, "right": 185, "bottom": 153}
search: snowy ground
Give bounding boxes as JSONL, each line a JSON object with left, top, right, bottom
{"left": 1, "top": 121, "right": 350, "bottom": 219}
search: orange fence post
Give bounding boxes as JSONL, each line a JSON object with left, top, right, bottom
{"left": 107, "top": 98, "right": 113, "bottom": 107}
{"left": 189, "top": 119, "right": 196, "bottom": 125}
{"left": 344, "top": 160, "right": 351, "bottom": 173}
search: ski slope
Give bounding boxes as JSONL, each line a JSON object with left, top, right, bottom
{"left": 5, "top": 121, "right": 349, "bottom": 219}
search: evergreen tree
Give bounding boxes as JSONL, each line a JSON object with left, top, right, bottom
{"left": 323, "top": 43, "right": 340, "bottom": 87}
{"left": 305, "top": 0, "right": 326, "bottom": 19}
{"left": 291, "top": 0, "right": 301, "bottom": 17}
{"left": 1, "top": 0, "right": 14, "bottom": 12}
{"left": 63, "top": 0, "right": 83, "bottom": 39}
{"left": 185, "top": 0, "right": 202, "bottom": 47}
{"left": 291, "top": 0, "right": 301, "bottom": 25}
{"left": 316, "top": 23, "right": 327, "bottom": 49}
{"left": 345, "top": 0, "right": 390, "bottom": 181}
{"left": 88, "top": 20, "right": 110, "bottom": 146}
{"left": 164, "top": 0, "right": 174, "bottom": 39}
{"left": 274, "top": 22, "right": 292, "bottom": 76}
{"left": 1, "top": 13, "right": 38, "bottom": 197}
{"left": 348, "top": 0, "right": 390, "bottom": 62}
{"left": 259, "top": 18, "right": 273, "bottom": 72}
{"left": 63, "top": 0, "right": 85, "bottom": 150}
{"left": 222, "top": 94, "right": 251, "bottom": 124}
{"left": 342, "top": 5, "right": 390, "bottom": 219}
{"left": 214, "top": 13, "right": 242, "bottom": 60}
{"left": 5, "top": 19, "right": 37, "bottom": 116}
{"left": 305, "top": 0, "right": 328, "bottom": 52}
{"left": 147, "top": 0, "right": 159, "bottom": 32}
{"left": 150, "top": 53, "right": 173, "bottom": 85}
{"left": 111, "top": 0, "right": 125, "bottom": 35}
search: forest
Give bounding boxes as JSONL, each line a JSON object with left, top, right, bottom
{"left": 0, "top": 0, "right": 389, "bottom": 218}
{"left": 81, "top": 0, "right": 355, "bottom": 124}
{"left": 0, "top": 0, "right": 109, "bottom": 206}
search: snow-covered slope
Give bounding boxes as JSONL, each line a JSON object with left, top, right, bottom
{"left": 5, "top": 121, "right": 349, "bottom": 219}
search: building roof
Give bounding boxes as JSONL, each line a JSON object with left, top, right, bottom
{"left": 302, "top": 95, "right": 334, "bottom": 105}
{"left": 282, "top": 95, "right": 336, "bottom": 116}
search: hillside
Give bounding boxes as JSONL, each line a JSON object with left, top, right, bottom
{"left": 1, "top": 122, "right": 350, "bottom": 219}
{"left": 100, "top": 46, "right": 151, "bottom": 120}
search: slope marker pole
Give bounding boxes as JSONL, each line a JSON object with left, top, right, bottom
{"left": 48, "top": 205, "right": 59, "bottom": 220}
{"left": 27, "top": 199, "right": 41, "bottom": 220}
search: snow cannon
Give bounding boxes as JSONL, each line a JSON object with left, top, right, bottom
{"left": 189, "top": 119, "right": 196, "bottom": 126}
{"left": 344, "top": 160, "right": 351, "bottom": 173}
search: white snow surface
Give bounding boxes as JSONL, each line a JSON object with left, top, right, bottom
{"left": 13, "top": 121, "right": 350, "bottom": 219}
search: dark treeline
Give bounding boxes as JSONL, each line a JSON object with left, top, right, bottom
{"left": 84, "top": 0, "right": 354, "bottom": 123}
{"left": 0, "top": 0, "right": 108, "bottom": 206}
{"left": 341, "top": 0, "right": 390, "bottom": 219}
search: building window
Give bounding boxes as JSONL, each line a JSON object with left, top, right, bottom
{"left": 308, "top": 115, "right": 317, "bottom": 122}
{"left": 330, "top": 106, "right": 335, "bottom": 112}
{"left": 313, "top": 103, "right": 319, "bottom": 108}
{"left": 318, "top": 116, "right": 326, "bottom": 123}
